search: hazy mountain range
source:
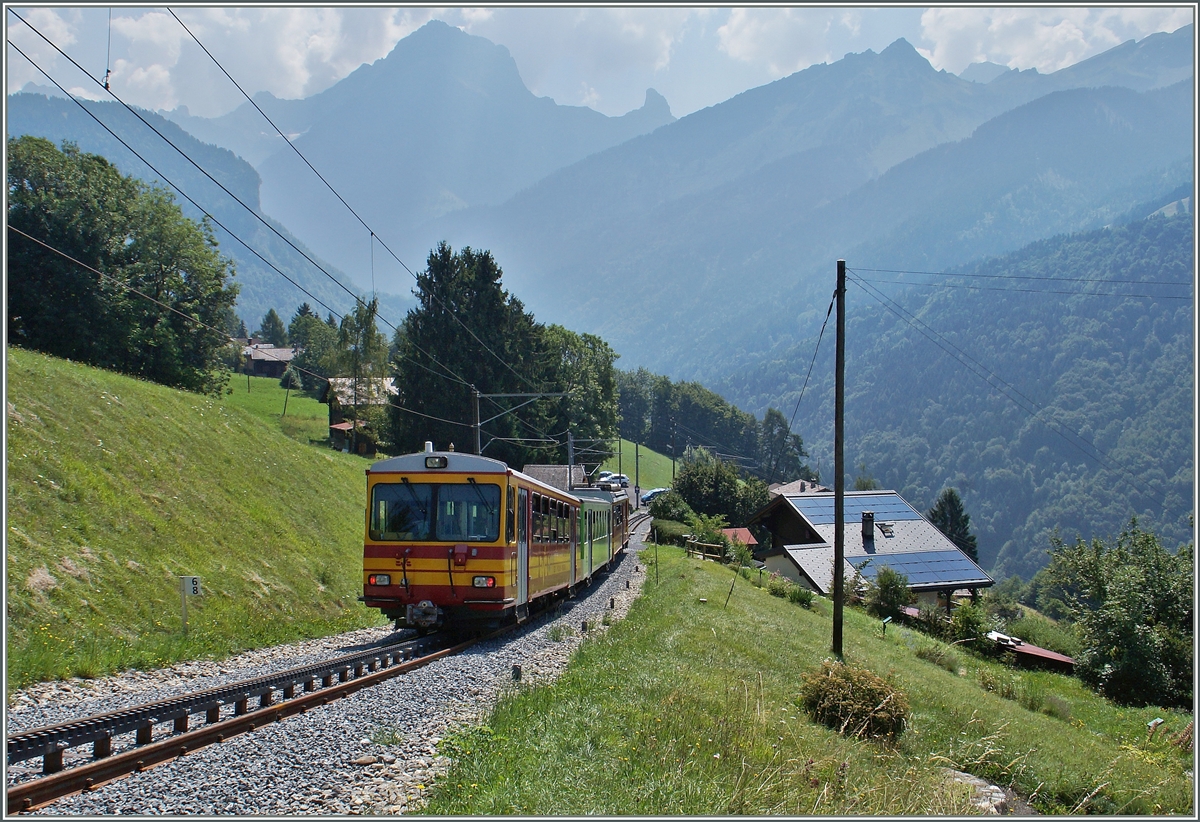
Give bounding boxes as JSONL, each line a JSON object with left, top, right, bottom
{"left": 7, "top": 20, "right": 1193, "bottom": 575}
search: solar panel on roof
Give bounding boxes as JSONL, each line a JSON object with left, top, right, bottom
{"left": 788, "top": 493, "right": 920, "bottom": 526}
{"left": 850, "top": 551, "right": 988, "bottom": 586}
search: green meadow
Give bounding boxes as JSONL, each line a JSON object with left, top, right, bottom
{"left": 422, "top": 545, "right": 1193, "bottom": 815}
{"left": 5, "top": 349, "right": 385, "bottom": 692}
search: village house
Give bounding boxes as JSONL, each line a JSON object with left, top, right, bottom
{"left": 241, "top": 342, "right": 295, "bottom": 379}
{"left": 747, "top": 489, "right": 993, "bottom": 612}
{"left": 318, "top": 377, "right": 398, "bottom": 455}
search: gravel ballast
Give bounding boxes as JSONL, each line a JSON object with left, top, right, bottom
{"left": 7, "top": 521, "right": 651, "bottom": 815}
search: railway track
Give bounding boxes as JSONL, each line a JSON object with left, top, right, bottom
{"left": 7, "top": 515, "right": 654, "bottom": 814}
{"left": 6, "top": 631, "right": 477, "bottom": 813}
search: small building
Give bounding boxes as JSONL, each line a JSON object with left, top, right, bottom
{"left": 319, "top": 377, "right": 398, "bottom": 455}
{"left": 721, "top": 527, "right": 758, "bottom": 549}
{"left": 747, "top": 489, "right": 993, "bottom": 610}
{"left": 522, "top": 465, "right": 589, "bottom": 492}
{"left": 242, "top": 344, "right": 295, "bottom": 378}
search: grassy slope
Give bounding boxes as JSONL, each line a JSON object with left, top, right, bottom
{"left": 600, "top": 439, "right": 674, "bottom": 493}
{"left": 5, "top": 349, "right": 385, "bottom": 691}
{"left": 422, "top": 545, "right": 1193, "bottom": 815}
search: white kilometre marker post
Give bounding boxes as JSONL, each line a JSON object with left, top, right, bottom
{"left": 180, "top": 576, "right": 201, "bottom": 636}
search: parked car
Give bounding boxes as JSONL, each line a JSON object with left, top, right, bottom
{"left": 611, "top": 473, "right": 629, "bottom": 487}
{"left": 596, "top": 470, "right": 614, "bottom": 483}
{"left": 641, "top": 487, "right": 668, "bottom": 504}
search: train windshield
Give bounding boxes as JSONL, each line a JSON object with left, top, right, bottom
{"left": 369, "top": 481, "right": 500, "bottom": 542}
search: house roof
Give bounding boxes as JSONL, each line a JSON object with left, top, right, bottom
{"left": 319, "top": 377, "right": 398, "bottom": 406}
{"left": 244, "top": 345, "right": 295, "bottom": 363}
{"left": 721, "top": 527, "right": 758, "bottom": 546}
{"left": 521, "top": 464, "right": 588, "bottom": 492}
{"left": 768, "top": 478, "right": 830, "bottom": 497}
{"left": 752, "top": 491, "right": 993, "bottom": 595}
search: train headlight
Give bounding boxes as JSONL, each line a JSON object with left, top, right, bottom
{"left": 368, "top": 574, "right": 391, "bottom": 586}
{"left": 472, "top": 576, "right": 496, "bottom": 588}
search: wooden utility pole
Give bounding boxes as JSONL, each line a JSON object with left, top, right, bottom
{"left": 832, "top": 259, "right": 846, "bottom": 659}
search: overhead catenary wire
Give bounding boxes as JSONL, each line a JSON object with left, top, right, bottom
{"left": 165, "top": 7, "right": 547, "bottom": 395}
{"left": 10, "top": 10, "right": 599, "bottom": 453}
{"left": 8, "top": 17, "right": 483, "bottom": 395}
{"left": 6, "top": 224, "right": 474, "bottom": 430}
{"left": 852, "top": 265, "right": 1193, "bottom": 286}
{"left": 850, "top": 275, "right": 1192, "bottom": 300}
{"left": 764, "top": 289, "right": 836, "bottom": 486}
{"left": 845, "top": 268, "right": 1131, "bottom": 481}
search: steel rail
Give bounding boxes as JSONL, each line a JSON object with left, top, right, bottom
{"left": 8, "top": 634, "right": 447, "bottom": 768}
{"left": 6, "top": 633, "right": 479, "bottom": 814}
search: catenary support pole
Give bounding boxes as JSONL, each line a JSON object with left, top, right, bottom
{"left": 473, "top": 386, "right": 481, "bottom": 455}
{"left": 833, "top": 259, "right": 846, "bottom": 659}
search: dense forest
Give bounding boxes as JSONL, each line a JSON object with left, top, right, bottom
{"left": 618, "top": 369, "right": 814, "bottom": 486}
{"left": 718, "top": 212, "right": 1194, "bottom": 580}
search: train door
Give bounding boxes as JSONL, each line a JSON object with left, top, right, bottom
{"left": 586, "top": 510, "right": 594, "bottom": 579}
{"left": 569, "top": 506, "right": 577, "bottom": 585}
{"left": 517, "top": 487, "right": 529, "bottom": 606}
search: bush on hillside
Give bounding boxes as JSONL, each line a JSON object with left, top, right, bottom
{"left": 649, "top": 490, "right": 693, "bottom": 523}
{"left": 948, "top": 602, "right": 991, "bottom": 646}
{"left": 798, "top": 660, "right": 909, "bottom": 742}
{"left": 649, "top": 519, "right": 690, "bottom": 547}
{"left": 1004, "top": 612, "right": 1082, "bottom": 659}
{"left": 787, "top": 584, "right": 814, "bottom": 608}
{"left": 865, "top": 566, "right": 911, "bottom": 620}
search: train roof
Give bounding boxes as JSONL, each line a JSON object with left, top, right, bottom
{"left": 574, "top": 486, "right": 630, "bottom": 504}
{"left": 368, "top": 449, "right": 580, "bottom": 502}
{"left": 368, "top": 450, "right": 508, "bottom": 475}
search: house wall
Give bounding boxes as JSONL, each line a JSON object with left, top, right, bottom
{"left": 764, "top": 508, "right": 819, "bottom": 549}
{"left": 764, "top": 555, "right": 806, "bottom": 588}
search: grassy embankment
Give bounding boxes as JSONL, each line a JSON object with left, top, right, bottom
{"left": 421, "top": 545, "right": 1193, "bottom": 815}
{"left": 6, "top": 349, "right": 386, "bottom": 693}
{"left": 600, "top": 438, "right": 674, "bottom": 493}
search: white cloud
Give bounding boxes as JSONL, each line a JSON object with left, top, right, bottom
{"left": 6, "top": 7, "right": 85, "bottom": 95}
{"left": 919, "top": 6, "right": 1194, "bottom": 74}
{"left": 717, "top": 7, "right": 835, "bottom": 76}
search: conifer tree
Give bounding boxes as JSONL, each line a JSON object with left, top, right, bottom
{"left": 927, "top": 488, "right": 978, "bottom": 563}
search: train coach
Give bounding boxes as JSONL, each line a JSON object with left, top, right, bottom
{"left": 360, "top": 443, "right": 629, "bottom": 631}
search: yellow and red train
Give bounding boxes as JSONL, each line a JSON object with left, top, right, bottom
{"left": 361, "top": 443, "right": 629, "bottom": 631}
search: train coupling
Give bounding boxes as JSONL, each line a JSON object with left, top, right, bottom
{"left": 406, "top": 600, "right": 442, "bottom": 629}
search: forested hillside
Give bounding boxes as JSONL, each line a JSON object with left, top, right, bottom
{"left": 717, "top": 213, "right": 1194, "bottom": 580}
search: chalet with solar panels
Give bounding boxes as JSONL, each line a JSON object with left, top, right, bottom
{"left": 747, "top": 490, "right": 993, "bottom": 611}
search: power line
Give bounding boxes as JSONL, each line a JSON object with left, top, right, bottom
{"left": 852, "top": 266, "right": 1192, "bottom": 286}
{"left": 165, "top": 7, "right": 546, "bottom": 395}
{"left": 851, "top": 275, "right": 1192, "bottom": 300}
{"left": 8, "top": 20, "right": 483, "bottom": 398}
{"left": 845, "top": 268, "right": 1133, "bottom": 483}
{"left": 7, "top": 224, "right": 474, "bottom": 430}
{"left": 11, "top": 9, "right": 591, "bottom": 450}
{"left": 764, "top": 289, "right": 835, "bottom": 485}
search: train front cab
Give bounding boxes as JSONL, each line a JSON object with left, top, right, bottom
{"left": 362, "top": 447, "right": 580, "bottom": 630}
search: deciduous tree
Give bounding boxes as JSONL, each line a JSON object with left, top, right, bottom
{"left": 7, "top": 136, "right": 238, "bottom": 395}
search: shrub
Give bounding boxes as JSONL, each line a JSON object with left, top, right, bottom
{"left": 649, "top": 519, "right": 690, "bottom": 547}
{"left": 649, "top": 490, "right": 693, "bottom": 523}
{"left": 797, "top": 660, "right": 909, "bottom": 742}
{"left": 1005, "top": 611, "right": 1082, "bottom": 658}
{"left": 866, "top": 566, "right": 911, "bottom": 620}
{"left": 766, "top": 573, "right": 791, "bottom": 598}
{"left": 948, "top": 603, "right": 990, "bottom": 645}
{"left": 788, "top": 585, "right": 815, "bottom": 608}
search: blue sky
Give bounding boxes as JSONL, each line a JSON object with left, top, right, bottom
{"left": 6, "top": 5, "right": 1194, "bottom": 119}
